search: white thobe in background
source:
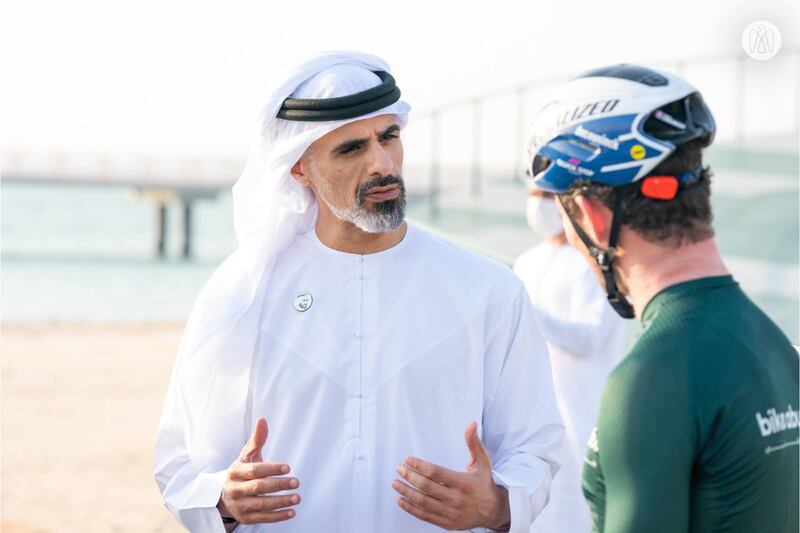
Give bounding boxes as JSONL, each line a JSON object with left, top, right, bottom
{"left": 514, "top": 242, "right": 625, "bottom": 533}
{"left": 156, "top": 223, "right": 563, "bottom": 533}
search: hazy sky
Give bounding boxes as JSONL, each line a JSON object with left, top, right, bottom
{"left": 2, "top": 0, "right": 798, "bottom": 161}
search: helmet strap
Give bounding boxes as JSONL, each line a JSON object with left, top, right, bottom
{"left": 557, "top": 189, "right": 636, "bottom": 319}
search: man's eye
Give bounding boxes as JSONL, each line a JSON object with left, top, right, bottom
{"left": 380, "top": 134, "right": 400, "bottom": 142}
{"left": 339, "top": 145, "right": 361, "bottom": 155}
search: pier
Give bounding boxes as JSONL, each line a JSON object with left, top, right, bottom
{"left": 1, "top": 151, "right": 240, "bottom": 258}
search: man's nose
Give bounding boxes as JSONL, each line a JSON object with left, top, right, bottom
{"left": 366, "top": 143, "right": 395, "bottom": 177}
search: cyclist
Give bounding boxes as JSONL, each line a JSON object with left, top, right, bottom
{"left": 525, "top": 64, "right": 799, "bottom": 532}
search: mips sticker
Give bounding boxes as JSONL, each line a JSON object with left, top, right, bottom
{"left": 630, "top": 145, "right": 646, "bottom": 160}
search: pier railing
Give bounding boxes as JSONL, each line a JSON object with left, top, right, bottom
{"left": 410, "top": 51, "right": 800, "bottom": 217}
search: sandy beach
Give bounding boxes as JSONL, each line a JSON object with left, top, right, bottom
{"left": 2, "top": 322, "right": 187, "bottom": 532}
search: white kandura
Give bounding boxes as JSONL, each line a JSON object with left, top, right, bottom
{"left": 514, "top": 242, "right": 625, "bottom": 533}
{"left": 154, "top": 51, "right": 563, "bottom": 533}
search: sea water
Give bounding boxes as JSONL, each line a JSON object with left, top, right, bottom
{"left": 2, "top": 142, "right": 798, "bottom": 342}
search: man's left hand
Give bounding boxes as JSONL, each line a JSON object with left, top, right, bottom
{"left": 392, "top": 421, "right": 510, "bottom": 531}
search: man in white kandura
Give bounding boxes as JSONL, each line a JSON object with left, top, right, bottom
{"left": 514, "top": 183, "right": 624, "bottom": 533}
{"left": 154, "top": 51, "right": 563, "bottom": 533}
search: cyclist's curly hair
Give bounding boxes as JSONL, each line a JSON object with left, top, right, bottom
{"left": 559, "top": 139, "right": 714, "bottom": 248}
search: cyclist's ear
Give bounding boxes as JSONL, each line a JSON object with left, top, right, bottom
{"left": 573, "top": 195, "right": 612, "bottom": 248}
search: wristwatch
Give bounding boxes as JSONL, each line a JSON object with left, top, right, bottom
{"left": 221, "top": 515, "right": 239, "bottom": 531}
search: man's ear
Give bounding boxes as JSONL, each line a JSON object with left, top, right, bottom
{"left": 290, "top": 157, "right": 311, "bottom": 187}
{"left": 573, "top": 195, "right": 612, "bottom": 248}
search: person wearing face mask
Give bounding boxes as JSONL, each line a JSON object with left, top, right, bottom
{"left": 513, "top": 185, "right": 625, "bottom": 533}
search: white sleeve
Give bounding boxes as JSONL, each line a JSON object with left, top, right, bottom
{"left": 482, "top": 284, "right": 564, "bottom": 533}
{"left": 154, "top": 359, "right": 229, "bottom": 533}
{"left": 528, "top": 262, "right": 617, "bottom": 357}
{"left": 533, "top": 297, "right": 609, "bottom": 357}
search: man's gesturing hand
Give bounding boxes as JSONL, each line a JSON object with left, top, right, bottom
{"left": 217, "top": 418, "right": 301, "bottom": 527}
{"left": 392, "top": 421, "right": 510, "bottom": 531}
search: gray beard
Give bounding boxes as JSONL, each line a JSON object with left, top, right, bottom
{"left": 314, "top": 172, "right": 406, "bottom": 234}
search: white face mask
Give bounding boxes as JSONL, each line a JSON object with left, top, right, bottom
{"left": 526, "top": 196, "right": 565, "bottom": 239}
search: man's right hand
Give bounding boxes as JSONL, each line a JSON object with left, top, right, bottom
{"left": 217, "top": 417, "right": 301, "bottom": 527}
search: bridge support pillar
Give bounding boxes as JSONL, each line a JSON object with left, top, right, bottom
{"left": 129, "top": 187, "right": 217, "bottom": 259}
{"left": 156, "top": 203, "right": 167, "bottom": 257}
{"left": 181, "top": 199, "right": 193, "bottom": 259}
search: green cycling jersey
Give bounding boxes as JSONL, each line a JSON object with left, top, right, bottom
{"left": 583, "top": 276, "right": 799, "bottom": 532}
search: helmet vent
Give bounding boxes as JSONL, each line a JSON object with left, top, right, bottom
{"left": 643, "top": 92, "right": 716, "bottom": 147}
{"left": 530, "top": 154, "right": 552, "bottom": 178}
{"left": 573, "top": 64, "right": 668, "bottom": 87}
